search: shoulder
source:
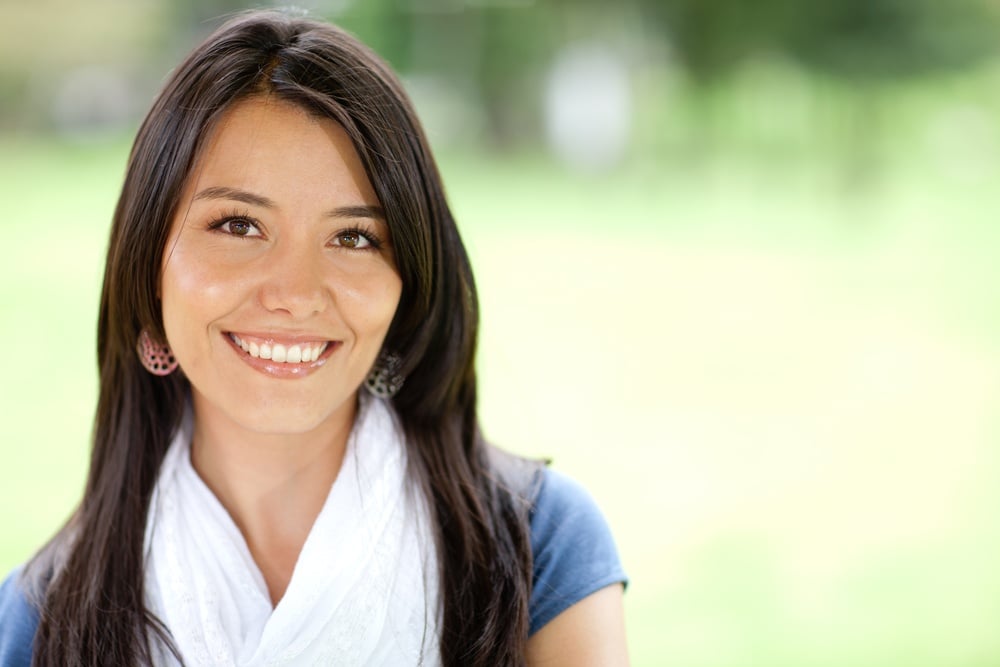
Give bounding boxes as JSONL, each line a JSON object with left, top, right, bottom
{"left": 528, "top": 468, "right": 627, "bottom": 636}
{"left": 0, "top": 568, "right": 39, "bottom": 667}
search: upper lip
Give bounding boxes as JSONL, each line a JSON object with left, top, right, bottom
{"left": 225, "top": 330, "right": 336, "bottom": 344}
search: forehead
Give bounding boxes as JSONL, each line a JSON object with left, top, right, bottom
{"left": 180, "top": 97, "right": 377, "bottom": 206}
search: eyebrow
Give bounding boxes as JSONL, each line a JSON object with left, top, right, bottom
{"left": 193, "top": 186, "right": 385, "bottom": 219}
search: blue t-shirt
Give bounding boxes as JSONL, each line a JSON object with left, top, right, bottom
{"left": 0, "top": 575, "right": 35, "bottom": 667}
{"left": 0, "top": 468, "right": 625, "bottom": 664}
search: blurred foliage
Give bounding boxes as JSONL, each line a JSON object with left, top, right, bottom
{"left": 781, "top": 0, "right": 1000, "bottom": 80}
{"left": 4, "top": 0, "right": 1000, "bottom": 147}
{"left": 644, "top": 0, "right": 1000, "bottom": 81}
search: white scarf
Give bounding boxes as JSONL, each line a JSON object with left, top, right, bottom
{"left": 143, "top": 396, "right": 441, "bottom": 666}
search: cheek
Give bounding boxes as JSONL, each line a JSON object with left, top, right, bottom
{"left": 353, "top": 271, "right": 402, "bottom": 334}
{"left": 164, "top": 236, "right": 257, "bottom": 299}
{"left": 160, "top": 263, "right": 204, "bottom": 359}
{"left": 160, "top": 244, "right": 250, "bottom": 343}
{"left": 161, "top": 246, "right": 193, "bottom": 330}
{"left": 337, "top": 270, "right": 402, "bottom": 339}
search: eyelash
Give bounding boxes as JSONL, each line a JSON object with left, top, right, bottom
{"left": 335, "top": 226, "right": 384, "bottom": 251}
{"left": 207, "top": 209, "right": 259, "bottom": 237}
{"left": 206, "top": 210, "right": 384, "bottom": 250}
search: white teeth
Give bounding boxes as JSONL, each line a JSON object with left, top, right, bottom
{"left": 232, "top": 335, "right": 327, "bottom": 364}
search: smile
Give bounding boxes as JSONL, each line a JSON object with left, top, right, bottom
{"left": 228, "top": 333, "right": 331, "bottom": 365}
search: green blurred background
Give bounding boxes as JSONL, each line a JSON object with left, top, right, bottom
{"left": 2, "top": 0, "right": 1000, "bottom": 665}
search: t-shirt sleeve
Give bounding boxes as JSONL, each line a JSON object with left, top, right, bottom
{"left": 528, "top": 468, "right": 627, "bottom": 636}
{"left": 0, "top": 568, "right": 39, "bottom": 667}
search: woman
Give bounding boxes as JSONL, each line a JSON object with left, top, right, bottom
{"left": 0, "top": 10, "right": 626, "bottom": 666}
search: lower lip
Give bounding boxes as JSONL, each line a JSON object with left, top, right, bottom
{"left": 224, "top": 334, "right": 339, "bottom": 379}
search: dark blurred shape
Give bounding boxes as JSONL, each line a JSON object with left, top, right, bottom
{"left": 643, "top": 0, "right": 1000, "bottom": 81}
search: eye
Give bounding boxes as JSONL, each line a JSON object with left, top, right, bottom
{"left": 207, "top": 210, "right": 262, "bottom": 238}
{"left": 218, "top": 218, "right": 261, "bottom": 237}
{"left": 332, "top": 229, "right": 378, "bottom": 250}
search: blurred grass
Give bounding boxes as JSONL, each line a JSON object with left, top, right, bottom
{"left": 1, "top": 109, "right": 999, "bottom": 667}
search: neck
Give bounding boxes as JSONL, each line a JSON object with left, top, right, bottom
{"left": 188, "top": 394, "right": 357, "bottom": 605}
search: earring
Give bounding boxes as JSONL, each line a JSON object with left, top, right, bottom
{"left": 364, "top": 351, "right": 404, "bottom": 398}
{"left": 137, "top": 329, "right": 178, "bottom": 376}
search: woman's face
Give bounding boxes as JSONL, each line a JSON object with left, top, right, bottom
{"left": 160, "top": 97, "right": 402, "bottom": 436}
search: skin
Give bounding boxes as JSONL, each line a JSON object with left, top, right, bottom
{"left": 158, "top": 95, "right": 627, "bottom": 662}
{"left": 160, "top": 97, "right": 401, "bottom": 604}
{"left": 526, "top": 584, "right": 629, "bottom": 665}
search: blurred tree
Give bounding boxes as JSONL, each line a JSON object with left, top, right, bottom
{"left": 474, "top": 3, "right": 557, "bottom": 149}
{"left": 779, "top": 0, "right": 1000, "bottom": 189}
{"left": 332, "top": 0, "right": 416, "bottom": 74}
{"left": 640, "top": 0, "right": 790, "bottom": 82}
{"left": 638, "top": 0, "right": 1000, "bottom": 181}
{"left": 641, "top": 0, "right": 1000, "bottom": 82}
{"left": 340, "top": 0, "right": 556, "bottom": 150}
{"left": 781, "top": 0, "right": 1000, "bottom": 79}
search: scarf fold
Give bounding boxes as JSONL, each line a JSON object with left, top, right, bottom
{"left": 143, "top": 396, "right": 440, "bottom": 666}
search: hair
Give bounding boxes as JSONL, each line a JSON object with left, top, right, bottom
{"left": 26, "top": 10, "right": 540, "bottom": 666}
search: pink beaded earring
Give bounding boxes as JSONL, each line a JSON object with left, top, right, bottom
{"left": 137, "top": 329, "right": 178, "bottom": 376}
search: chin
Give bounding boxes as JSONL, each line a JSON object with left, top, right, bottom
{"left": 209, "top": 391, "right": 354, "bottom": 436}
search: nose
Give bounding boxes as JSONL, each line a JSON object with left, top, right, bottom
{"left": 257, "top": 240, "right": 329, "bottom": 319}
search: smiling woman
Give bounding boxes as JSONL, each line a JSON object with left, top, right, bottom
{"left": 160, "top": 100, "right": 404, "bottom": 607}
{"left": 161, "top": 99, "right": 401, "bottom": 441}
{"left": 0, "top": 10, "right": 627, "bottom": 667}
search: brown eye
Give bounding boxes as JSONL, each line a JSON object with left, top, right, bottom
{"left": 229, "top": 219, "right": 253, "bottom": 236}
{"left": 214, "top": 217, "right": 261, "bottom": 237}
{"left": 334, "top": 230, "right": 372, "bottom": 249}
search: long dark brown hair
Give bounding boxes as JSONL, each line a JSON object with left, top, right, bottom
{"left": 26, "top": 10, "right": 539, "bottom": 666}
